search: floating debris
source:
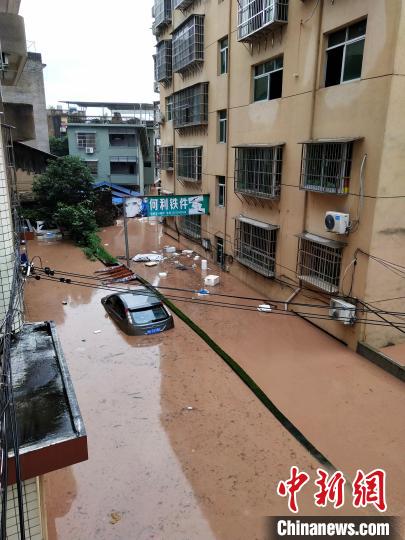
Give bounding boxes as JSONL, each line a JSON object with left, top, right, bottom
{"left": 258, "top": 304, "right": 272, "bottom": 312}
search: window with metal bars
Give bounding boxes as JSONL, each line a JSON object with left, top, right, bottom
{"left": 297, "top": 234, "right": 343, "bottom": 294}
{"left": 178, "top": 214, "right": 202, "bottom": 241}
{"left": 173, "top": 83, "right": 208, "bottom": 129}
{"left": 160, "top": 146, "right": 174, "bottom": 170}
{"left": 76, "top": 132, "right": 96, "bottom": 149}
{"left": 234, "top": 145, "right": 283, "bottom": 199}
{"left": 153, "top": 0, "right": 172, "bottom": 31}
{"left": 235, "top": 218, "right": 278, "bottom": 277}
{"left": 173, "top": 0, "right": 195, "bottom": 10}
{"left": 237, "top": 0, "right": 289, "bottom": 42}
{"left": 176, "top": 147, "right": 202, "bottom": 182}
{"left": 156, "top": 40, "right": 172, "bottom": 83}
{"left": 172, "top": 15, "right": 204, "bottom": 74}
{"left": 84, "top": 160, "right": 98, "bottom": 175}
{"left": 300, "top": 141, "right": 353, "bottom": 194}
{"left": 325, "top": 19, "right": 367, "bottom": 87}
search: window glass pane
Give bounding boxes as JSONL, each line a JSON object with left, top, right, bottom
{"left": 220, "top": 37, "right": 228, "bottom": 48}
{"left": 325, "top": 46, "right": 344, "bottom": 87}
{"left": 274, "top": 56, "right": 283, "bottom": 70}
{"left": 130, "top": 306, "right": 168, "bottom": 325}
{"left": 254, "top": 76, "right": 268, "bottom": 101}
{"left": 269, "top": 69, "right": 283, "bottom": 99}
{"left": 343, "top": 39, "right": 365, "bottom": 82}
{"left": 328, "top": 28, "right": 346, "bottom": 47}
{"left": 348, "top": 19, "right": 367, "bottom": 40}
{"left": 264, "top": 60, "right": 274, "bottom": 73}
{"left": 255, "top": 64, "right": 264, "bottom": 76}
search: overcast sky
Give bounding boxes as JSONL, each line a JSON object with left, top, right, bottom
{"left": 20, "top": 0, "right": 157, "bottom": 107}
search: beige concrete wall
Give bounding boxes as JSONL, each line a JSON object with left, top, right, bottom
{"left": 156, "top": 0, "right": 405, "bottom": 350}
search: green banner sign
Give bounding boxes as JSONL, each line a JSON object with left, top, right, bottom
{"left": 144, "top": 194, "right": 210, "bottom": 217}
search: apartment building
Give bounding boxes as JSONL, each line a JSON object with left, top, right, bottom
{"left": 65, "top": 101, "right": 155, "bottom": 194}
{"left": 153, "top": 0, "right": 405, "bottom": 350}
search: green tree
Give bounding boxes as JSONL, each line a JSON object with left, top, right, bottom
{"left": 53, "top": 203, "right": 97, "bottom": 243}
{"left": 49, "top": 136, "right": 69, "bottom": 156}
{"left": 33, "top": 155, "right": 94, "bottom": 210}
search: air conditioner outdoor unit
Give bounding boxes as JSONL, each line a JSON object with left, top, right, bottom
{"left": 329, "top": 298, "right": 356, "bottom": 325}
{"left": 85, "top": 147, "right": 94, "bottom": 154}
{"left": 325, "top": 211, "right": 350, "bottom": 234}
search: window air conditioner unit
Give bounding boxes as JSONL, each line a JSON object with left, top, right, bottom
{"left": 85, "top": 147, "right": 94, "bottom": 154}
{"left": 325, "top": 211, "right": 349, "bottom": 235}
{"left": 329, "top": 298, "right": 356, "bottom": 325}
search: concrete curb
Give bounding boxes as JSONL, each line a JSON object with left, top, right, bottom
{"left": 357, "top": 342, "right": 405, "bottom": 382}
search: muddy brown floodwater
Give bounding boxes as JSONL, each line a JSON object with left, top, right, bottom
{"left": 24, "top": 220, "right": 404, "bottom": 539}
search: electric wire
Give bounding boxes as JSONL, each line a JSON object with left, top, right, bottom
{"left": 30, "top": 266, "right": 405, "bottom": 317}
{"left": 29, "top": 273, "right": 405, "bottom": 329}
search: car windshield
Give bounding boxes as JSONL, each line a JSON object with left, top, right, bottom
{"left": 130, "top": 305, "right": 168, "bottom": 325}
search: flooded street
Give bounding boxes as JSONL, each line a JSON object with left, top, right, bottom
{"left": 25, "top": 226, "right": 322, "bottom": 540}
{"left": 24, "top": 220, "right": 405, "bottom": 539}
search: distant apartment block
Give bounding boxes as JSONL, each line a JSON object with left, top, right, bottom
{"left": 64, "top": 101, "right": 155, "bottom": 194}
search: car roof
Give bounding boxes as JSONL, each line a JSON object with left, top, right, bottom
{"left": 113, "top": 287, "right": 162, "bottom": 310}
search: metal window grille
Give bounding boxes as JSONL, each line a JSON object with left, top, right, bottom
{"left": 172, "top": 15, "right": 204, "bottom": 74}
{"left": 235, "top": 218, "right": 278, "bottom": 277}
{"left": 156, "top": 40, "right": 172, "bottom": 83}
{"left": 219, "top": 37, "right": 228, "bottom": 74}
{"left": 217, "top": 175, "right": 226, "bottom": 206}
{"left": 84, "top": 160, "right": 98, "bottom": 175}
{"left": 166, "top": 95, "right": 173, "bottom": 121}
{"left": 176, "top": 146, "right": 202, "bottom": 182}
{"left": 178, "top": 214, "right": 201, "bottom": 240}
{"left": 237, "top": 0, "right": 289, "bottom": 42}
{"left": 154, "top": 0, "right": 172, "bottom": 31}
{"left": 297, "top": 236, "right": 343, "bottom": 294}
{"left": 300, "top": 141, "right": 353, "bottom": 194}
{"left": 234, "top": 145, "right": 283, "bottom": 199}
{"left": 218, "top": 110, "right": 227, "bottom": 143}
{"left": 173, "top": 83, "right": 208, "bottom": 129}
{"left": 76, "top": 132, "right": 96, "bottom": 150}
{"left": 160, "top": 146, "right": 174, "bottom": 170}
{"left": 173, "top": 0, "right": 196, "bottom": 11}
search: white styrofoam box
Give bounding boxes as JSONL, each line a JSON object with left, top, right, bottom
{"left": 204, "top": 275, "right": 220, "bottom": 286}
{"left": 165, "top": 246, "right": 176, "bottom": 253}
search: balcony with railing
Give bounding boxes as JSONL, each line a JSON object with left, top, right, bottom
{"left": 234, "top": 144, "right": 283, "bottom": 200}
{"left": 237, "top": 0, "right": 289, "bottom": 43}
{"left": 156, "top": 40, "right": 172, "bottom": 84}
{"left": 153, "top": 0, "right": 172, "bottom": 32}
{"left": 173, "top": 83, "right": 208, "bottom": 131}
{"left": 172, "top": 15, "right": 204, "bottom": 74}
{"left": 173, "top": 0, "right": 196, "bottom": 11}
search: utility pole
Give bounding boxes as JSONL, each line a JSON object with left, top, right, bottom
{"left": 123, "top": 199, "right": 130, "bottom": 268}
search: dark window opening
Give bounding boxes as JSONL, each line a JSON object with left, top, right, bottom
{"left": 110, "top": 162, "right": 137, "bottom": 175}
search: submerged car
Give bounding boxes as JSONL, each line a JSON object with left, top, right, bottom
{"left": 101, "top": 287, "right": 174, "bottom": 336}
